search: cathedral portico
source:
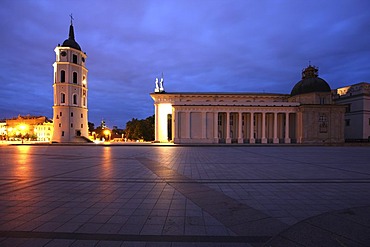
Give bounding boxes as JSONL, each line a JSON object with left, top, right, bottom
{"left": 151, "top": 92, "right": 301, "bottom": 144}
{"left": 150, "top": 65, "right": 346, "bottom": 144}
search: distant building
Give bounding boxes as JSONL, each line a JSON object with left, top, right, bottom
{"left": 151, "top": 65, "right": 347, "bottom": 144}
{"left": 5, "top": 115, "right": 51, "bottom": 141}
{"left": 0, "top": 121, "right": 6, "bottom": 140}
{"left": 52, "top": 19, "right": 89, "bottom": 143}
{"left": 333, "top": 82, "right": 370, "bottom": 141}
{"left": 34, "top": 121, "right": 54, "bottom": 142}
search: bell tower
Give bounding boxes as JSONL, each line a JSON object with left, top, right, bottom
{"left": 52, "top": 16, "right": 89, "bottom": 143}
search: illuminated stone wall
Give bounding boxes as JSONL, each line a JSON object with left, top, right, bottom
{"left": 334, "top": 82, "right": 370, "bottom": 140}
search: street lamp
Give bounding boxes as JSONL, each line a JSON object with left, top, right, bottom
{"left": 19, "top": 124, "right": 28, "bottom": 143}
{"left": 19, "top": 124, "right": 26, "bottom": 131}
{"left": 103, "top": 129, "right": 111, "bottom": 142}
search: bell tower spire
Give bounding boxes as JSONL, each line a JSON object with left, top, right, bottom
{"left": 68, "top": 14, "right": 75, "bottom": 40}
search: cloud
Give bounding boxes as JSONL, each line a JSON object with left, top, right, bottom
{"left": 1, "top": 0, "right": 370, "bottom": 127}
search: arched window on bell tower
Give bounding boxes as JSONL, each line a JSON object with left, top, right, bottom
{"left": 73, "top": 72, "right": 77, "bottom": 84}
{"left": 61, "top": 93, "right": 66, "bottom": 104}
{"left": 61, "top": 70, "right": 65, "bottom": 82}
{"left": 82, "top": 75, "right": 86, "bottom": 87}
{"left": 73, "top": 94, "right": 77, "bottom": 105}
{"left": 73, "top": 54, "right": 77, "bottom": 64}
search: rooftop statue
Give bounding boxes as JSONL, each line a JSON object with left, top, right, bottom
{"left": 154, "top": 76, "right": 165, "bottom": 93}
{"left": 159, "top": 78, "right": 164, "bottom": 92}
{"left": 155, "top": 78, "right": 160, "bottom": 92}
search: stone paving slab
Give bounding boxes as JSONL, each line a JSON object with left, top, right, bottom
{"left": 137, "top": 157, "right": 288, "bottom": 237}
{"left": 265, "top": 206, "right": 370, "bottom": 247}
{"left": 0, "top": 145, "right": 369, "bottom": 246}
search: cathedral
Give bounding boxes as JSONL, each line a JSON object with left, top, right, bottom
{"left": 151, "top": 65, "right": 348, "bottom": 144}
{"left": 48, "top": 19, "right": 367, "bottom": 145}
{"left": 51, "top": 19, "right": 89, "bottom": 143}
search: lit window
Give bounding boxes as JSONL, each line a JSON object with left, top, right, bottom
{"left": 82, "top": 75, "right": 86, "bottom": 87}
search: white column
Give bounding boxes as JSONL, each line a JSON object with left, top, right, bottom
{"left": 273, "top": 112, "right": 279, "bottom": 143}
{"left": 185, "top": 111, "right": 190, "bottom": 139}
{"left": 213, "top": 112, "right": 218, "bottom": 143}
{"left": 226, "top": 112, "right": 231, "bottom": 143}
{"left": 238, "top": 112, "right": 243, "bottom": 143}
{"left": 172, "top": 109, "right": 177, "bottom": 143}
{"left": 201, "top": 112, "right": 206, "bottom": 139}
{"left": 285, "top": 112, "right": 291, "bottom": 143}
{"left": 154, "top": 103, "right": 159, "bottom": 142}
{"left": 250, "top": 112, "right": 255, "bottom": 144}
{"left": 261, "top": 112, "right": 267, "bottom": 144}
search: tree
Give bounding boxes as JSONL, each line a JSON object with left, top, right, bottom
{"left": 88, "top": 122, "right": 95, "bottom": 133}
{"left": 143, "top": 115, "right": 155, "bottom": 141}
{"left": 124, "top": 115, "right": 154, "bottom": 141}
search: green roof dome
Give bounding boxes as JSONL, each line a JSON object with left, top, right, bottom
{"left": 291, "top": 65, "right": 331, "bottom": 96}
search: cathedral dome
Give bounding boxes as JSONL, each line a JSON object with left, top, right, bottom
{"left": 61, "top": 24, "right": 81, "bottom": 51}
{"left": 291, "top": 65, "right": 331, "bottom": 96}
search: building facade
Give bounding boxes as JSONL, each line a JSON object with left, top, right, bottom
{"left": 4, "top": 115, "right": 52, "bottom": 141}
{"left": 52, "top": 20, "right": 89, "bottom": 143}
{"left": 151, "top": 65, "right": 346, "bottom": 144}
{"left": 334, "top": 82, "right": 370, "bottom": 141}
{"left": 0, "top": 121, "right": 6, "bottom": 140}
{"left": 34, "top": 121, "right": 54, "bottom": 142}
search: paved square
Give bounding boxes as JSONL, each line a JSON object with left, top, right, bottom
{"left": 0, "top": 145, "right": 369, "bottom": 246}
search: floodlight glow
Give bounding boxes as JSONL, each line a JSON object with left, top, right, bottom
{"left": 156, "top": 103, "right": 172, "bottom": 142}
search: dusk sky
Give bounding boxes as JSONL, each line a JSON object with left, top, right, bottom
{"left": 1, "top": 0, "right": 370, "bottom": 128}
